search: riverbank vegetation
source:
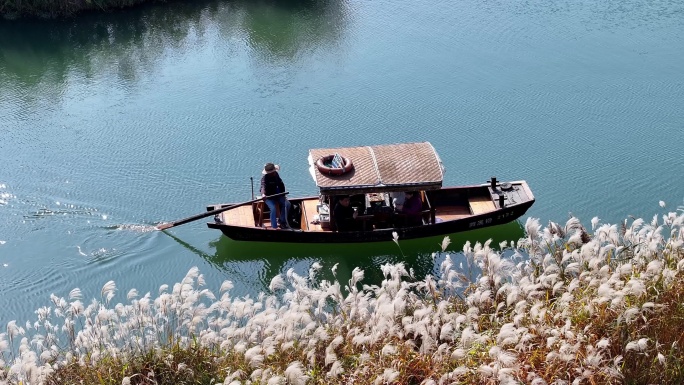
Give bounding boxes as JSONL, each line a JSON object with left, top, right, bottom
{"left": 1, "top": 204, "right": 683, "bottom": 384}
{"left": 0, "top": 0, "right": 154, "bottom": 19}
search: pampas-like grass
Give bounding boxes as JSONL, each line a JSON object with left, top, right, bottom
{"left": 1, "top": 206, "right": 684, "bottom": 384}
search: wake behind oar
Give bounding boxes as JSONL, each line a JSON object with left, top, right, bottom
{"left": 103, "top": 224, "right": 159, "bottom": 233}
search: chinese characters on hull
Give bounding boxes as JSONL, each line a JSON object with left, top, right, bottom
{"left": 468, "top": 211, "right": 516, "bottom": 228}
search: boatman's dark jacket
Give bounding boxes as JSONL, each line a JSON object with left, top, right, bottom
{"left": 261, "top": 172, "right": 285, "bottom": 196}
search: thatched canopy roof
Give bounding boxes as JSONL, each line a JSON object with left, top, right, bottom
{"left": 308, "top": 142, "right": 444, "bottom": 195}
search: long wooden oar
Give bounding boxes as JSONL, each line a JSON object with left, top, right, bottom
{"left": 156, "top": 192, "right": 289, "bottom": 231}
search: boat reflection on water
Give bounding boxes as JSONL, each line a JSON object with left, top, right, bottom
{"left": 201, "top": 221, "right": 526, "bottom": 291}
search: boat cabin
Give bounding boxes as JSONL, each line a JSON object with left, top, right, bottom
{"left": 307, "top": 142, "right": 444, "bottom": 231}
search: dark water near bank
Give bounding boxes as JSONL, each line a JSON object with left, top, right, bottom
{"left": 0, "top": 0, "right": 682, "bottom": 327}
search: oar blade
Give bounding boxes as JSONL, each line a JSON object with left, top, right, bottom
{"left": 156, "top": 222, "right": 173, "bottom": 231}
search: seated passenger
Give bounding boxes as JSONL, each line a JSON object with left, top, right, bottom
{"left": 333, "top": 195, "right": 359, "bottom": 232}
{"left": 400, "top": 191, "right": 423, "bottom": 226}
{"left": 389, "top": 191, "right": 405, "bottom": 209}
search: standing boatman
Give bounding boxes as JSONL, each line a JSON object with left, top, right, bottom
{"left": 260, "top": 162, "right": 291, "bottom": 229}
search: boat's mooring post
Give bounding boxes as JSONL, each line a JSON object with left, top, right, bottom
{"left": 250, "top": 177, "right": 254, "bottom": 200}
{"left": 498, "top": 193, "right": 505, "bottom": 208}
{"left": 490, "top": 176, "right": 497, "bottom": 189}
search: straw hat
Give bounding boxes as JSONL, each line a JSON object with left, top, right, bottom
{"left": 262, "top": 162, "right": 280, "bottom": 174}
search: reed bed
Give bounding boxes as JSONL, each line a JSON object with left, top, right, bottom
{"left": 1, "top": 204, "right": 684, "bottom": 384}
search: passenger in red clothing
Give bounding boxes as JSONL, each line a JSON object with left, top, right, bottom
{"left": 333, "top": 195, "right": 359, "bottom": 231}
{"left": 400, "top": 191, "right": 423, "bottom": 226}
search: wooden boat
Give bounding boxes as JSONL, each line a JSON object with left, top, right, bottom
{"left": 207, "top": 142, "right": 535, "bottom": 243}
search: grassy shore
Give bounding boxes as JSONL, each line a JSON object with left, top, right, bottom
{"left": 1, "top": 203, "right": 683, "bottom": 384}
{"left": 0, "top": 0, "right": 155, "bottom": 19}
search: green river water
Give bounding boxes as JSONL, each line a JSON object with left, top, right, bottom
{"left": 0, "top": 0, "right": 682, "bottom": 326}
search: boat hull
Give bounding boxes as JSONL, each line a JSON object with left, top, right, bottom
{"left": 206, "top": 181, "right": 535, "bottom": 243}
{"left": 208, "top": 201, "right": 533, "bottom": 243}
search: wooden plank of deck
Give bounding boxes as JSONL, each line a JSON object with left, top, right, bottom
{"left": 302, "top": 199, "right": 324, "bottom": 232}
{"left": 435, "top": 205, "right": 471, "bottom": 221}
{"left": 225, "top": 205, "right": 255, "bottom": 227}
{"left": 469, "top": 196, "right": 496, "bottom": 215}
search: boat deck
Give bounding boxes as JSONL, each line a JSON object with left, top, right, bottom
{"left": 223, "top": 205, "right": 254, "bottom": 227}
{"left": 469, "top": 196, "right": 496, "bottom": 214}
{"left": 435, "top": 205, "right": 471, "bottom": 221}
{"left": 222, "top": 197, "right": 496, "bottom": 230}
{"left": 302, "top": 199, "right": 324, "bottom": 232}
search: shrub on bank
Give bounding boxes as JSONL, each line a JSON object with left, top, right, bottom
{"left": 1, "top": 204, "right": 683, "bottom": 384}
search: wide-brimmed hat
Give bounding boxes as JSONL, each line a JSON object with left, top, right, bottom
{"left": 262, "top": 163, "right": 280, "bottom": 174}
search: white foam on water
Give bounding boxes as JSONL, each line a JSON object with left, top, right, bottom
{"left": 116, "top": 224, "right": 158, "bottom": 233}
{"left": 0, "top": 191, "right": 14, "bottom": 205}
